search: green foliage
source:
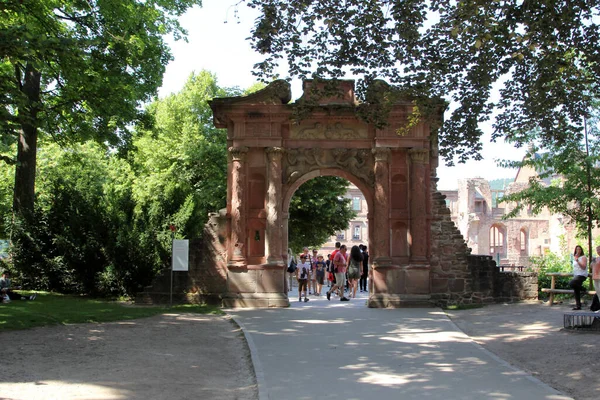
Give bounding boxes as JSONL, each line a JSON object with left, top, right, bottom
{"left": 131, "top": 71, "right": 230, "bottom": 238}
{"left": 244, "top": 1, "right": 600, "bottom": 164}
{"left": 0, "top": 292, "right": 222, "bottom": 332}
{"left": 5, "top": 71, "right": 236, "bottom": 298}
{"left": 288, "top": 176, "right": 356, "bottom": 253}
{"left": 1, "top": 0, "right": 202, "bottom": 216}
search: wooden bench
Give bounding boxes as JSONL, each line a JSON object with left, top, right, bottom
{"left": 543, "top": 273, "right": 596, "bottom": 306}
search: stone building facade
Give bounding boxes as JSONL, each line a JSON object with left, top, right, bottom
{"left": 440, "top": 160, "right": 584, "bottom": 267}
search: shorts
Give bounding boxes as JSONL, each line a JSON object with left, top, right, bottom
{"left": 316, "top": 271, "right": 325, "bottom": 284}
{"left": 335, "top": 272, "right": 346, "bottom": 290}
{"left": 297, "top": 279, "right": 308, "bottom": 292}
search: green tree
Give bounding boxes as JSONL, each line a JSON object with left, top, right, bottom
{"left": 0, "top": 0, "right": 202, "bottom": 220}
{"left": 288, "top": 176, "right": 356, "bottom": 253}
{"left": 243, "top": 0, "right": 600, "bottom": 164}
{"left": 131, "top": 71, "right": 231, "bottom": 238}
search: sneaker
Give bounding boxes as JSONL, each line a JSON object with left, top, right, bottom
{"left": 326, "top": 291, "right": 331, "bottom": 301}
{"left": 299, "top": 297, "right": 302, "bottom": 302}
{"left": 340, "top": 297, "right": 350, "bottom": 302}
{"left": 572, "top": 307, "right": 581, "bottom": 310}
{"left": 304, "top": 298, "right": 309, "bottom": 302}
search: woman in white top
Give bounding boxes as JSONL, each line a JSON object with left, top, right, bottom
{"left": 569, "top": 245, "right": 588, "bottom": 310}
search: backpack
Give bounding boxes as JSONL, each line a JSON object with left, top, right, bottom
{"left": 590, "top": 293, "right": 600, "bottom": 312}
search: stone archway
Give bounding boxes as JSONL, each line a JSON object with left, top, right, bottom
{"left": 209, "top": 79, "right": 441, "bottom": 308}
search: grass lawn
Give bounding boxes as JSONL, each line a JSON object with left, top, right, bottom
{"left": 0, "top": 292, "right": 222, "bottom": 332}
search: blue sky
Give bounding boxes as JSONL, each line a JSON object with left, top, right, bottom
{"left": 159, "top": 1, "right": 524, "bottom": 190}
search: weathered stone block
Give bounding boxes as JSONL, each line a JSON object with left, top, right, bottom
{"left": 228, "top": 269, "right": 257, "bottom": 293}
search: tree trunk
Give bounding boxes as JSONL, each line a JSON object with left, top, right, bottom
{"left": 12, "top": 62, "right": 41, "bottom": 221}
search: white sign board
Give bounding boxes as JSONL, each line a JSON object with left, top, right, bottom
{"left": 172, "top": 239, "right": 189, "bottom": 271}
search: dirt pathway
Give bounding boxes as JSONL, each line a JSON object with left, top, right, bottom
{"left": 0, "top": 313, "right": 257, "bottom": 400}
{"left": 446, "top": 301, "right": 599, "bottom": 400}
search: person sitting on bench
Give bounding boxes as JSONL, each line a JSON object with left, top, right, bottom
{"left": 569, "top": 245, "right": 588, "bottom": 310}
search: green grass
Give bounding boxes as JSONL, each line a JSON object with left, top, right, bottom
{"left": 0, "top": 292, "right": 223, "bottom": 332}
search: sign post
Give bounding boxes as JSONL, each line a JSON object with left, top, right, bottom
{"left": 169, "top": 225, "right": 176, "bottom": 307}
{"left": 170, "top": 227, "right": 189, "bottom": 307}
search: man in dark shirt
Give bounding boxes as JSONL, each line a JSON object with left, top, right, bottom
{"left": 359, "top": 245, "right": 369, "bottom": 292}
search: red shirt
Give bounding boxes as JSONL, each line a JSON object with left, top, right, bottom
{"left": 333, "top": 251, "right": 347, "bottom": 273}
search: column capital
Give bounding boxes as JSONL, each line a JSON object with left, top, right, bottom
{"left": 265, "top": 147, "right": 285, "bottom": 160}
{"left": 409, "top": 148, "right": 429, "bottom": 164}
{"left": 372, "top": 147, "right": 391, "bottom": 163}
{"left": 229, "top": 146, "right": 249, "bottom": 161}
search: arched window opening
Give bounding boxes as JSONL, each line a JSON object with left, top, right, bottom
{"left": 490, "top": 225, "right": 506, "bottom": 259}
{"left": 520, "top": 228, "right": 528, "bottom": 256}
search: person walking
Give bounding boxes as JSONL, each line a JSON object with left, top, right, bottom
{"left": 310, "top": 248, "right": 319, "bottom": 295}
{"left": 327, "top": 245, "right": 349, "bottom": 302}
{"left": 314, "top": 254, "right": 326, "bottom": 296}
{"left": 360, "top": 245, "right": 369, "bottom": 292}
{"left": 286, "top": 248, "right": 297, "bottom": 293}
{"left": 592, "top": 245, "right": 600, "bottom": 293}
{"left": 569, "top": 245, "right": 588, "bottom": 310}
{"left": 296, "top": 255, "right": 311, "bottom": 302}
{"left": 347, "top": 245, "right": 362, "bottom": 299}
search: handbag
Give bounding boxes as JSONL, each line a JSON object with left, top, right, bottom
{"left": 287, "top": 259, "right": 297, "bottom": 273}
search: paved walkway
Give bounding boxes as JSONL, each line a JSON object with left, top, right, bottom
{"left": 228, "top": 287, "right": 571, "bottom": 400}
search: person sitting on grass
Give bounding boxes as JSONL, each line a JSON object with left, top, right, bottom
{"left": 0, "top": 271, "right": 36, "bottom": 302}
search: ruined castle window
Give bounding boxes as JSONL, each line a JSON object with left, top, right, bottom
{"left": 475, "top": 200, "right": 486, "bottom": 214}
{"left": 352, "top": 196, "right": 361, "bottom": 211}
{"left": 520, "top": 229, "right": 528, "bottom": 255}
{"left": 489, "top": 225, "right": 506, "bottom": 258}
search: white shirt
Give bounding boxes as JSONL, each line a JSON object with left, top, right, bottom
{"left": 297, "top": 261, "right": 311, "bottom": 280}
{"left": 573, "top": 257, "right": 588, "bottom": 277}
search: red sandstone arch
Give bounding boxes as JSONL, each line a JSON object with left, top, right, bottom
{"left": 208, "top": 79, "right": 441, "bottom": 308}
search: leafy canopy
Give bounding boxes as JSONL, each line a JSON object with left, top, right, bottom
{"left": 0, "top": 0, "right": 202, "bottom": 153}
{"left": 243, "top": 0, "right": 600, "bottom": 164}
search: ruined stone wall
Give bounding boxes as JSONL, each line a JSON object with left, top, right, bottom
{"left": 429, "top": 191, "right": 473, "bottom": 306}
{"left": 136, "top": 210, "right": 229, "bottom": 305}
{"left": 495, "top": 271, "right": 538, "bottom": 302}
{"left": 430, "top": 190, "right": 538, "bottom": 306}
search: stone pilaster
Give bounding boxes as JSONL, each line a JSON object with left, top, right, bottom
{"left": 228, "top": 146, "right": 248, "bottom": 266}
{"left": 372, "top": 147, "right": 392, "bottom": 265}
{"left": 265, "top": 147, "right": 285, "bottom": 265}
{"left": 409, "top": 148, "right": 429, "bottom": 262}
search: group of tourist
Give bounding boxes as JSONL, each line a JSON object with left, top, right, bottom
{"left": 287, "top": 242, "right": 369, "bottom": 303}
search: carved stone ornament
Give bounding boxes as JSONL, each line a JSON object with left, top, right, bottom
{"left": 372, "top": 147, "right": 391, "bottom": 163}
{"left": 409, "top": 148, "right": 429, "bottom": 164}
{"left": 291, "top": 122, "right": 368, "bottom": 140}
{"left": 228, "top": 146, "right": 248, "bottom": 161}
{"left": 284, "top": 148, "right": 375, "bottom": 186}
{"left": 265, "top": 147, "right": 285, "bottom": 160}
